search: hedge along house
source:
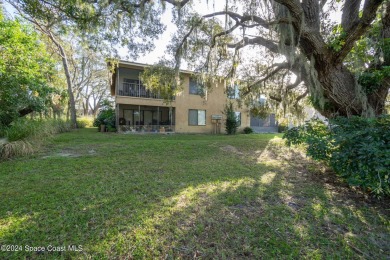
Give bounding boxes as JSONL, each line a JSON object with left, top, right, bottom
{"left": 108, "top": 60, "right": 255, "bottom": 133}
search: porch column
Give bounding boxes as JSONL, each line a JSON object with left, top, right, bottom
{"left": 138, "top": 105, "right": 141, "bottom": 125}
{"left": 157, "top": 106, "right": 160, "bottom": 126}
{"left": 116, "top": 67, "right": 119, "bottom": 95}
{"left": 169, "top": 107, "right": 172, "bottom": 128}
{"left": 116, "top": 103, "right": 119, "bottom": 130}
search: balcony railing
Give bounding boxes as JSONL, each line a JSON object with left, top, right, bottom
{"left": 118, "top": 82, "right": 175, "bottom": 100}
{"left": 118, "top": 82, "right": 160, "bottom": 99}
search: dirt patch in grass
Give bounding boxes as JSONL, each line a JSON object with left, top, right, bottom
{"left": 42, "top": 152, "right": 81, "bottom": 158}
{"left": 42, "top": 148, "right": 97, "bottom": 159}
{"left": 220, "top": 145, "right": 243, "bottom": 155}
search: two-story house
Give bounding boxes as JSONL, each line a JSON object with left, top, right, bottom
{"left": 109, "top": 60, "right": 277, "bottom": 133}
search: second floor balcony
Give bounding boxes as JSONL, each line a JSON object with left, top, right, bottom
{"left": 118, "top": 79, "right": 175, "bottom": 101}
{"left": 119, "top": 80, "right": 164, "bottom": 99}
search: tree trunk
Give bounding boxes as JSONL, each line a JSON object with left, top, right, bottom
{"left": 47, "top": 31, "right": 78, "bottom": 128}
{"left": 60, "top": 50, "right": 78, "bottom": 128}
{"left": 312, "top": 63, "right": 366, "bottom": 117}
{"left": 302, "top": 53, "right": 389, "bottom": 118}
{"left": 288, "top": 1, "right": 389, "bottom": 118}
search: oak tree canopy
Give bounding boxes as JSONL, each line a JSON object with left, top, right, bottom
{"left": 10, "top": 0, "right": 390, "bottom": 118}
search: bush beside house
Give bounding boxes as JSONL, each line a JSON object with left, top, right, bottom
{"left": 283, "top": 116, "right": 390, "bottom": 197}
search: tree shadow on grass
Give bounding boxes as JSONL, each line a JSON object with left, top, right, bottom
{"left": 116, "top": 139, "right": 390, "bottom": 259}
{"left": 0, "top": 133, "right": 388, "bottom": 259}
{"left": 0, "top": 133, "right": 275, "bottom": 258}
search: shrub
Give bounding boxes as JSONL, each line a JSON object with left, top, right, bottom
{"left": 283, "top": 116, "right": 390, "bottom": 197}
{"left": 0, "top": 140, "right": 34, "bottom": 160}
{"left": 51, "top": 119, "right": 72, "bottom": 133}
{"left": 224, "top": 102, "right": 238, "bottom": 135}
{"left": 93, "top": 103, "right": 116, "bottom": 131}
{"left": 243, "top": 127, "right": 254, "bottom": 134}
{"left": 93, "top": 109, "right": 116, "bottom": 130}
{"left": 77, "top": 116, "right": 94, "bottom": 128}
{"left": 0, "top": 118, "right": 71, "bottom": 159}
{"left": 2, "top": 119, "right": 41, "bottom": 141}
{"left": 277, "top": 119, "right": 288, "bottom": 133}
{"left": 2, "top": 119, "right": 71, "bottom": 141}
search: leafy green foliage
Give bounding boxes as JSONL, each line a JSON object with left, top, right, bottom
{"left": 250, "top": 104, "right": 271, "bottom": 119}
{"left": 346, "top": 15, "right": 390, "bottom": 96}
{"left": 77, "top": 117, "right": 94, "bottom": 128}
{"left": 284, "top": 116, "right": 390, "bottom": 196}
{"left": 0, "top": 118, "right": 72, "bottom": 142}
{"left": 331, "top": 116, "right": 390, "bottom": 195}
{"left": 224, "top": 102, "right": 238, "bottom": 135}
{"left": 277, "top": 119, "right": 288, "bottom": 133}
{"left": 0, "top": 118, "right": 71, "bottom": 159}
{"left": 93, "top": 101, "right": 116, "bottom": 130}
{"left": 327, "top": 24, "right": 347, "bottom": 51}
{"left": 139, "top": 63, "right": 181, "bottom": 102}
{"left": 358, "top": 66, "right": 390, "bottom": 94}
{"left": 243, "top": 127, "right": 253, "bottom": 134}
{"left": 10, "top": 0, "right": 165, "bottom": 57}
{"left": 0, "top": 12, "right": 56, "bottom": 127}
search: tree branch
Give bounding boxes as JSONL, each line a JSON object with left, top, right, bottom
{"left": 341, "top": 0, "right": 362, "bottom": 32}
{"left": 286, "top": 78, "right": 302, "bottom": 90}
{"left": 211, "top": 23, "right": 240, "bottom": 47}
{"left": 241, "top": 63, "right": 290, "bottom": 96}
{"left": 294, "top": 89, "right": 309, "bottom": 105}
{"left": 163, "top": 0, "right": 191, "bottom": 8}
{"left": 334, "top": 0, "right": 384, "bottom": 63}
{"left": 302, "top": 0, "right": 320, "bottom": 31}
{"left": 19, "top": 107, "right": 34, "bottom": 117}
{"left": 227, "top": 36, "right": 279, "bottom": 53}
{"left": 203, "top": 11, "right": 269, "bottom": 28}
{"left": 174, "top": 21, "right": 200, "bottom": 79}
{"left": 269, "top": 95, "right": 282, "bottom": 102}
{"left": 274, "top": 0, "right": 304, "bottom": 25}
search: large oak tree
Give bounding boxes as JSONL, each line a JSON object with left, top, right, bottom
{"left": 171, "top": 0, "right": 390, "bottom": 118}
{"left": 10, "top": 0, "right": 390, "bottom": 118}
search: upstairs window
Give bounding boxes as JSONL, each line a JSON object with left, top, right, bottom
{"left": 227, "top": 85, "right": 240, "bottom": 99}
{"left": 259, "top": 94, "right": 267, "bottom": 105}
{"left": 235, "top": 112, "right": 241, "bottom": 126}
{"left": 189, "top": 79, "right": 204, "bottom": 95}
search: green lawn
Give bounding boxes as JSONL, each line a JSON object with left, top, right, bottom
{"left": 0, "top": 128, "right": 389, "bottom": 259}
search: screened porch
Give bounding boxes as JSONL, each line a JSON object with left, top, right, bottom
{"left": 117, "top": 105, "right": 175, "bottom": 133}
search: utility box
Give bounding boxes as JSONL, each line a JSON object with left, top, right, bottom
{"left": 211, "top": 115, "right": 222, "bottom": 134}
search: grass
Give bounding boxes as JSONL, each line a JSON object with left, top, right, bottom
{"left": 0, "top": 128, "right": 389, "bottom": 259}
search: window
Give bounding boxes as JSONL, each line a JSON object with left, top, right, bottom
{"left": 259, "top": 95, "right": 267, "bottom": 105}
{"left": 189, "top": 109, "right": 206, "bottom": 126}
{"left": 235, "top": 112, "right": 241, "bottom": 126}
{"left": 227, "top": 85, "right": 239, "bottom": 99}
{"left": 189, "top": 79, "right": 204, "bottom": 95}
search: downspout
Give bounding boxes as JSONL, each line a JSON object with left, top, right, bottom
{"left": 116, "top": 67, "right": 120, "bottom": 130}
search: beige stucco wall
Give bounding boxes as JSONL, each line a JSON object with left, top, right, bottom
{"left": 114, "top": 63, "right": 250, "bottom": 134}
{"left": 174, "top": 76, "right": 250, "bottom": 133}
